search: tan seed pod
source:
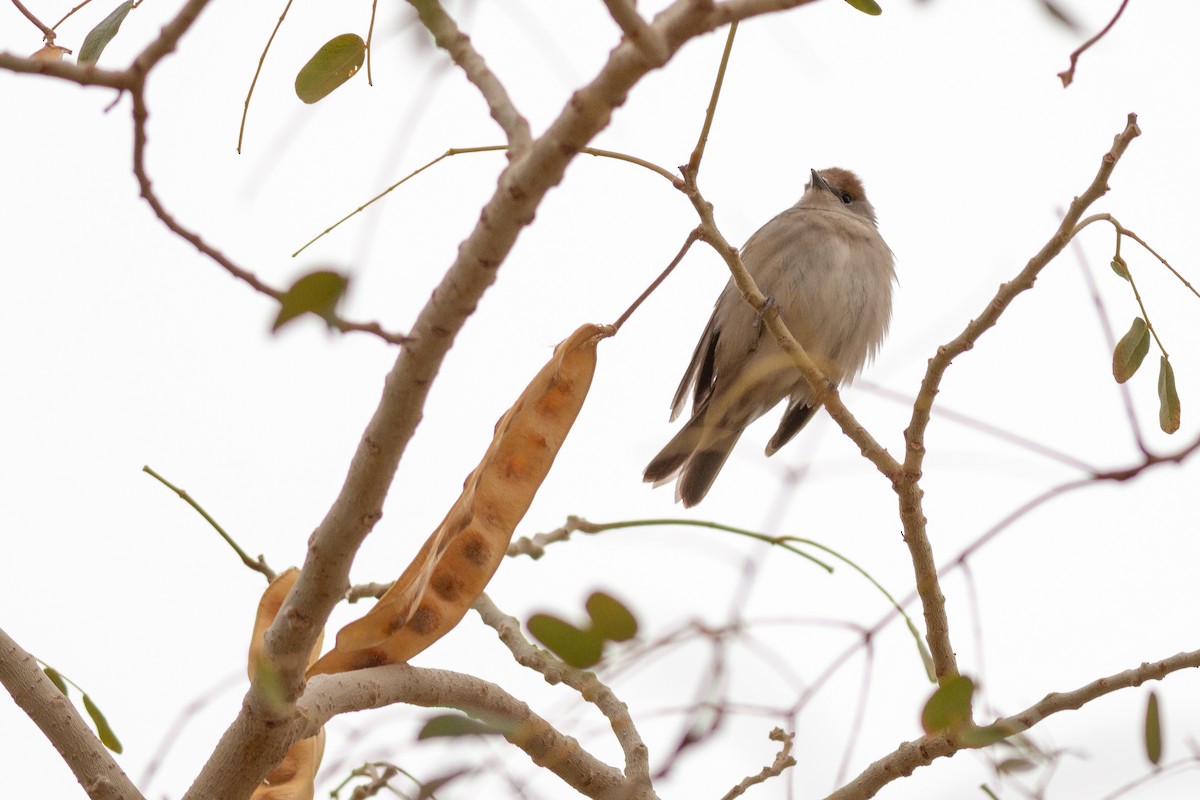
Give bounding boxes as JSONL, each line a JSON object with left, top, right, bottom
{"left": 309, "top": 323, "right": 613, "bottom": 675}
{"left": 248, "top": 568, "right": 326, "bottom": 800}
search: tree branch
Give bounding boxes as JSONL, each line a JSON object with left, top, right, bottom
{"left": 0, "top": 627, "right": 143, "bottom": 800}
{"left": 300, "top": 664, "right": 657, "bottom": 800}
{"left": 473, "top": 594, "right": 652, "bottom": 786}
{"left": 896, "top": 113, "right": 1141, "bottom": 680}
{"left": 12, "top": 0, "right": 56, "bottom": 42}
{"left": 410, "top": 0, "right": 532, "bottom": 153}
{"left": 825, "top": 647, "right": 1200, "bottom": 800}
{"left": 602, "top": 0, "right": 669, "bottom": 66}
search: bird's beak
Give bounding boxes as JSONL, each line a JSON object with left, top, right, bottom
{"left": 809, "top": 168, "right": 831, "bottom": 194}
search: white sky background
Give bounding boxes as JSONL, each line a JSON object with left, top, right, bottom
{"left": 3, "top": 1, "right": 1200, "bottom": 798}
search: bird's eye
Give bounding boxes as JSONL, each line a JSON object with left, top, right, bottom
{"left": 840, "top": 192, "right": 853, "bottom": 204}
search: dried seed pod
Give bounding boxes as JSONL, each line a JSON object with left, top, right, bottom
{"left": 249, "top": 568, "right": 326, "bottom": 800}
{"left": 309, "top": 323, "right": 613, "bottom": 675}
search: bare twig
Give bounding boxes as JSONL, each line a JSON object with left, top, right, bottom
{"left": 1057, "top": 0, "right": 1130, "bottom": 87}
{"left": 142, "top": 465, "right": 277, "bottom": 581}
{"left": 825, "top": 647, "right": 1200, "bottom": 800}
{"left": 0, "top": 627, "right": 144, "bottom": 800}
{"left": 51, "top": 0, "right": 97, "bottom": 31}
{"left": 365, "top": 0, "right": 378, "bottom": 86}
{"left": 473, "top": 594, "right": 653, "bottom": 788}
{"left": 409, "top": 0, "right": 532, "bottom": 152}
{"left": 685, "top": 20, "right": 737, "bottom": 178}
{"left": 899, "top": 113, "right": 1143, "bottom": 680}
{"left": 720, "top": 728, "right": 795, "bottom": 800}
{"left": 612, "top": 230, "right": 700, "bottom": 331}
{"left": 300, "top": 663, "right": 659, "bottom": 800}
{"left": 236, "top": 0, "right": 295, "bottom": 154}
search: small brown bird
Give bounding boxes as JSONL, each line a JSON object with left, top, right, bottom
{"left": 644, "top": 168, "right": 895, "bottom": 506}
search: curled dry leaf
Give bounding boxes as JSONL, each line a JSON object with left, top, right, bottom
{"left": 309, "top": 323, "right": 614, "bottom": 676}
{"left": 249, "top": 568, "right": 326, "bottom": 800}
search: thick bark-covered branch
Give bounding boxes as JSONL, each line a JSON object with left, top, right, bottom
{"left": 0, "top": 627, "right": 143, "bottom": 800}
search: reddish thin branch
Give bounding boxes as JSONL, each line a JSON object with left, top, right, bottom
{"left": 1057, "top": 0, "right": 1129, "bottom": 87}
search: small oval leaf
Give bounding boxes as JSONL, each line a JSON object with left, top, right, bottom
{"left": 272, "top": 270, "right": 349, "bottom": 333}
{"left": 81, "top": 694, "right": 123, "bottom": 754}
{"left": 1158, "top": 357, "right": 1181, "bottom": 434}
{"left": 418, "top": 713, "right": 505, "bottom": 740}
{"left": 528, "top": 613, "right": 604, "bottom": 668}
{"left": 585, "top": 592, "right": 638, "bottom": 642}
{"left": 995, "top": 757, "right": 1036, "bottom": 774}
{"left": 1144, "top": 691, "right": 1162, "bottom": 765}
{"left": 842, "top": 0, "right": 883, "bottom": 14}
{"left": 1110, "top": 256, "right": 1130, "bottom": 281}
{"left": 1112, "top": 317, "right": 1149, "bottom": 383}
{"left": 295, "top": 34, "right": 366, "bottom": 104}
{"left": 43, "top": 666, "right": 69, "bottom": 696}
{"left": 921, "top": 675, "right": 975, "bottom": 735}
{"left": 78, "top": 1, "right": 135, "bottom": 66}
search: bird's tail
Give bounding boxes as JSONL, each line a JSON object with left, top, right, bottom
{"left": 644, "top": 412, "right": 743, "bottom": 508}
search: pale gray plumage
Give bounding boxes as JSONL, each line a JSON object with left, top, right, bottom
{"left": 644, "top": 167, "right": 896, "bottom": 507}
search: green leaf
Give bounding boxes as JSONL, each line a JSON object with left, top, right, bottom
{"left": 81, "top": 695, "right": 123, "bottom": 754}
{"left": 417, "top": 714, "right": 505, "bottom": 740}
{"left": 252, "top": 660, "right": 289, "bottom": 715}
{"left": 1112, "top": 317, "right": 1149, "bottom": 383}
{"left": 77, "top": 1, "right": 135, "bottom": 66}
{"left": 1144, "top": 691, "right": 1162, "bottom": 765}
{"left": 841, "top": 0, "right": 883, "bottom": 15}
{"left": 272, "top": 270, "right": 349, "bottom": 333}
{"left": 959, "top": 721, "right": 1017, "bottom": 748}
{"left": 43, "top": 666, "right": 69, "bottom": 696}
{"left": 921, "top": 675, "right": 975, "bottom": 734}
{"left": 528, "top": 613, "right": 604, "bottom": 668}
{"left": 295, "top": 34, "right": 366, "bottom": 104}
{"left": 1110, "top": 256, "right": 1130, "bottom": 280}
{"left": 1158, "top": 357, "right": 1181, "bottom": 434}
{"left": 585, "top": 592, "right": 638, "bottom": 642}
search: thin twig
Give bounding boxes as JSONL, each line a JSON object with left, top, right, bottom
{"left": 1057, "top": 0, "right": 1130, "bottom": 87}
{"left": 365, "top": 0, "right": 378, "bottom": 85}
{"left": 12, "top": 0, "right": 55, "bottom": 41}
{"left": 612, "top": 230, "right": 699, "bottom": 332}
{"left": 720, "top": 728, "right": 796, "bottom": 800}
{"left": 142, "top": 465, "right": 277, "bottom": 581}
{"left": 826, "top": 647, "right": 1200, "bottom": 800}
{"left": 237, "top": 0, "right": 295, "bottom": 154}
{"left": 1069, "top": 218, "right": 1148, "bottom": 452}
{"left": 51, "top": 0, "right": 96, "bottom": 31}
{"left": 900, "top": 113, "right": 1143, "bottom": 680}
{"left": 293, "top": 144, "right": 678, "bottom": 258}
{"left": 473, "top": 594, "right": 653, "bottom": 788}
{"left": 685, "top": 20, "right": 737, "bottom": 178}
